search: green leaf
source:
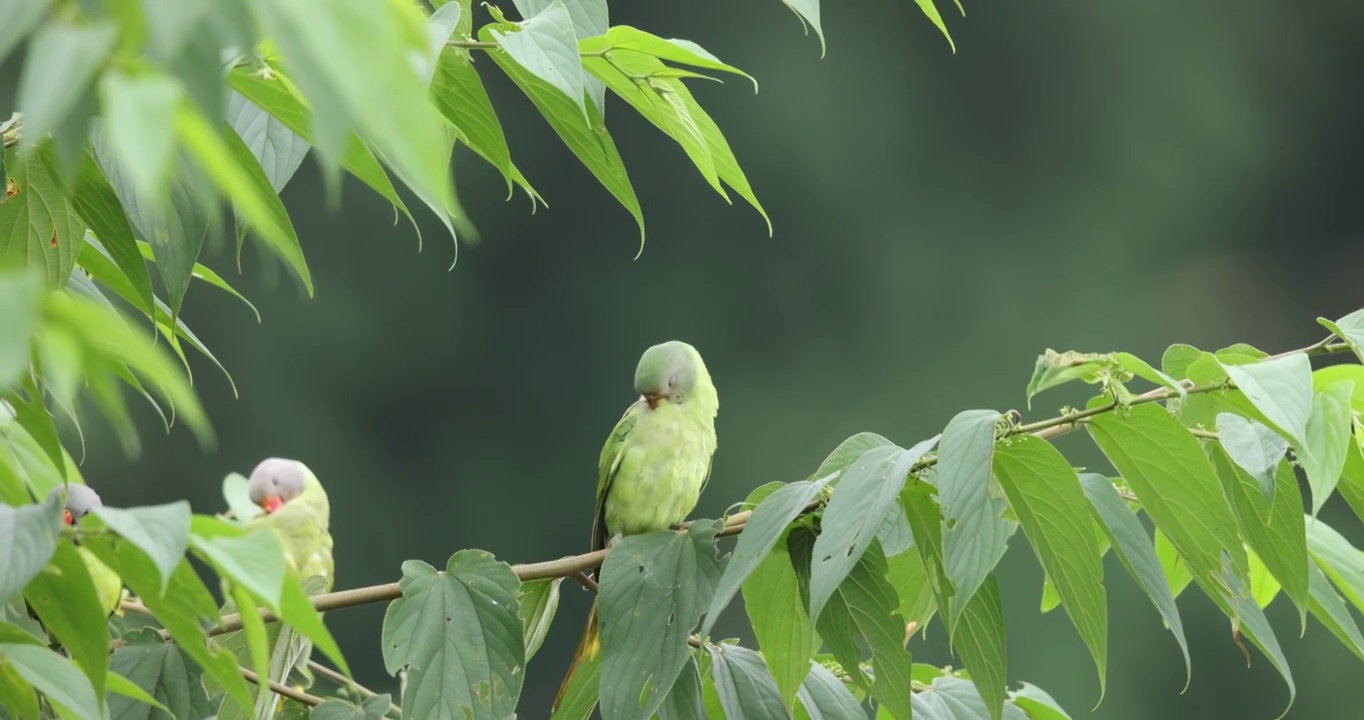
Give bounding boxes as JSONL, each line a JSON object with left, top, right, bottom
{"left": 1318, "top": 309, "right": 1364, "bottom": 363}
{"left": 707, "top": 644, "right": 787, "bottom": 719}
{"left": 953, "top": 574, "right": 1007, "bottom": 720}
{"left": 6, "top": 375, "right": 67, "bottom": 479}
{"left": 813, "top": 432, "right": 895, "bottom": 481}
{"left": 511, "top": 0, "right": 608, "bottom": 112}
{"left": 1154, "top": 528, "right": 1193, "bottom": 598}
{"left": 744, "top": 538, "right": 818, "bottom": 715}
{"left": 1301, "top": 379, "right": 1354, "bottom": 515}
{"left": 132, "top": 239, "right": 260, "bottom": 322}
{"left": 594, "top": 28, "right": 757, "bottom": 91}
{"left": 108, "top": 635, "right": 212, "bottom": 720}
{"left": 0, "top": 643, "right": 102, "bottom": 720}
{"left": 776, "top": 0, "right": 825, "bottom": 57}
{"left": 1162, "top": 344, "right": 1204, "bottom": 380}
{"left": 936, "top": 410, "right": 1012, "bottom": 628}
{"left": 1209, "top": 450, "right": 1308, "bottom": 627}
{"left": 909, "top": 675, "right": 1029, "bottom": 720}
{"left": 105, "top": 672, "right": 173, "bottom": 717}
{"left": 1214, "top": 413, "right": 1288, "bottom": 503}
{"left": 91, "top": 502, "right": 191, "bottom": 595}
{"left": 548, "top": 648, "right": 602, "bottom": 720}
{"left": 705, "top": 476, "right": 830, "bottom": 637}
{"left": 884, "top": 545, "right": 936, "bottom": 630}
{"left": 899, "top": 476, "right": 954, "bottom": 630}
{"left": 1208, "top": 551, "right": 1295, "bottom": 717}
{"left": 1024, "top": 350, "right": 1115, "bottom": 407}
{"left": 221, "top": 472, "right": 263, "bottom": 524}
{"left": 1221, "top": 354, "right": 1311, "bottom": 449}
{"left": 517, "top": 577, "right": 561, "bottom": 661}
{"left": 491, "top": 1, "right": 587, "bottom": 115}
{"left": 22, "top": 541, "right": 109, "bottom": 698}
{"left": 0, "top": 268, "right": 43, "bottom": 389}
{"left": 481, "top": 23, "right": 644, "bottom": 247}
{"left": 1306, "top": 561, "right": 1364, "bottom": 661}
{"left": 1077, "top": 474, "right": 1189, "bottom": 684}
{"left": 69, "top": 154, "right": 156, "bottom": 321}
{"left": 176, "top": 107, "right": 311, "bottom": 295}
{"left": 912, "top": 0, "right": 956, "bottom": 52}
{"left": 0, "top": 0, "right": 50, "bottom": 65}
{"left": 992, "top": 435, "right": 1107, "bottom": 696}
{"left": 1009, "top": 683, "right": 1071, "bottom": 720}
{"left": 0, "top": 494, "right": 62, "bottom": 604}
{"left": 796, "top": 660, "right": 864, "bottom": 720}
{"left": 309, "top": 694, "right": 392, "bottom": 720}
{"left": 380, "top": 551, "right": 524, "bottom": 720}
{"left": 226, "top": 92, "right": 309, "bottom": 193}
{"left": 810, "top": 437, "right": 938, "bottom": 620}
{"left": 0, "top": 652, "right": 41, "bottom": 720}
{"left": 276, "top": 569, "right": 348, "bottom": 674}
{"left": 190, "top": 516, "right": 286, "bottom": 610}
{"left": 1116, "top": 351, "right": 1187, "bottom": 400}
{"left": 0, "top": 146, "right": 83, "bottom": 286}
{"left": 229, "top": 582, "right": 273, "bottom": 712}
{"left": 1314, "top": 365, "right": 1364, "bottom": 415}
{"left": 814, "top": 543, "right": 914, "bottom": 720}
{"left": 224, "top": 65, "right": 417, "bottom": 233}
{"left": 83, "top": 538, "right": 254, "bottom": 715}
{"left": 1088, "top": 403, "right": 1245, "bottom": 581}
{"left": 597, "top": 521, "right": 726, "bottom": 720}
{"left": 15, "top": 20, "right": 117, "bottom": 148}
{"left": 97, "top": 72, "right": 181, "bottom": 204}
{"left": 657, "top": 655, "right": 706, "bottom": 720}
{"left": 1306, "top": 517, "right": 1364, "bottom": 613}
{"left": 429, "top": 48, "right": 515, "bottom": 192}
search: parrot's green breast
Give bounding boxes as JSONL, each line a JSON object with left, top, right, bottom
{"left": 79, "top": 546, "right": 122, "bottom": 617}
{"left": 603, "top": 400, "right": 717, "bottom": 539}
{"left": 252, "top": 474, "right": 334, "bottom": 592}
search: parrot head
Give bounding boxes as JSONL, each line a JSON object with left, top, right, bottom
{"left": 247, "top": 458, "right": 310, "bottom": 515}
{"left": 634, "top": 340, "right": 708, "bottom": 409}
{"left": 47, "top": 483, "right": 104, "bottom": 526}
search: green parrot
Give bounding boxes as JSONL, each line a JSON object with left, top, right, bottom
{"left": 48, "top": 483, "right": 124, "bottom": 617}
{"left": 222, "top": 458, "right": 333, "bottom": 720}
{"left": 552, "top": 340, "right": 719, "bottom": 712}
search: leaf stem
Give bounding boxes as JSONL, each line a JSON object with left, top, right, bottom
{"left": 308, "top": 660, "right": 403, "bottom": 717}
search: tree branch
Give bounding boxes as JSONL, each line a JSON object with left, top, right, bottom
{"left": 240, "top": 665, "right": 324, "bottom": 707}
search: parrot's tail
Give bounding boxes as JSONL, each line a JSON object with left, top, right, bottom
{"left": 551, "top": 604, "right": 600, "bottom": 713}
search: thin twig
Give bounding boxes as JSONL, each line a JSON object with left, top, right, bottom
{"left": 447, "top": 39, "right": 500, "bottom": 49}
{"left": 308, "top": 660, "right": 403, "bottom": 717}
{"left": 239, "top": 665, "right": 324, "bottom": 707}
{"left": 572, "top": 572, "right": 599, "bottom": 593}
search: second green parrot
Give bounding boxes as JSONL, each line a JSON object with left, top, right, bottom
{"left": 552, "top": 340, "right": 719, "bottom": 712}
{"left": 48, "top": 483, "right": 123, "bottom": 617}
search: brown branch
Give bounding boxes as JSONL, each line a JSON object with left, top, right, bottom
{"left": 239, "top": 665, "right": 323, "bottom": 707}
{"left": 571, "top": 571, "right": 599, "bottom": 593}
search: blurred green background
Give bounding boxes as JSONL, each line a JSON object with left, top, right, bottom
{"left": 7, "top": 1, "right": 1364, "bottom": 717}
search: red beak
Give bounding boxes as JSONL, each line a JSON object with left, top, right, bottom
{"left": 62, "top": 508, "right": 74, "bottom": 525}
{"left": 259, "top": 496, "right": 285, "bottom": 514}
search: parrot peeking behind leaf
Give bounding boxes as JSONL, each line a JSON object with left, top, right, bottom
{"left": 552, "top": 340, "right": 719, "bottom": 712}
{"left": 48, "top": 483, "right": 124, "bottom": 618}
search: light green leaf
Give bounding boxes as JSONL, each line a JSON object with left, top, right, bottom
{"left": 598, "top": 521, "right": 726, "bottom": 720}
{"left": 1221, "top": 354, "right": 1312, "bottom": 448}
{"left": 430, "top": 48, "right": 517, "bottom": 193}
{"left": 0, "top": 643, "right": 103, "bottom": 720}
{"left": 909, "top": 675, "right": 1029, "bottom": 720}
{"left": 511, "top": 0, "right": 608, "bottom": 112}
{"left": 0, "top": 650, "right": 41, "bottom": 720}
{"left": 1247, "top": 548, "right": 1282, "bottom": 608}
{"left": 705, "top": 476, "right": 830, "bottom": 637}
{"left": 993, "top": 435, "right": 1107, "bottom": 696}
{"left": 90, "top": 502, "right": 190, "bottom": 594}
{"left": 953, "top": 574, "right": 1007, "bottom": 720}
{"left": 810, "top": 437, "right": 938, "bottom": 620}
{"left": 936, "top": 410, "right": 1012, "bottom": 628}
{"left": 0, "top": 494, "right": 62, "bottom": 605}
{"left": 1009, "top": 682, "right": 1072, "bottom": 720}
{"left": 22, "top": 541, "right": 109, "bottom": 698}
{"left": 884, "top": 544, "right": 936, "bottom": 630}
{"left": 776, "top": 0, "right": 825, "bottom": 57}
{"left": 548, "top": 647, "right": 601, "bottom": 720}
{"left": 0, "top": 268, "right": 43, "bottom": 390}
{"left": 222, "top": 473, "right": 264, "bottom": 524}
{"left": 1117, "top": 351, "right": 1187, "bottom": 400}
{"left": 380, "top": 551, "right": 524, "bottom": 720}
{"left": 1306, "top": 517, "right": 1364, "bottom": 613}
{"left": 190, "top": 516, "right": 286, "bottom": 609}
{"left": 796, "top": 660, "right": 864, "bottom": 720}
{"left": 97, "top": 72, "right": 182, "bottom": 203}
{"left": 1162, "top": 344, "right": 1204, "bottom": 380}
{"left": 517, "top": 577, "right": 561, "bottom": 661}
{"left": 492, "top": 0, "right": 587, "bottom": 114}
{"left": 0, "top": 0, "right": 50, "bottom": 65}
{"left": 912, "top": 0, "right": 956, "bottom": 52}
{"left": 707, "top": 644, "right": 787, "bottom": 719}
{"left": 1077, "top": 474, "right": 1189, "bottom": 684}
{"left": 226, "top": 92, "right": 310, "bottom": 194}
{"left": 277, "top": 568, "right": 349, "bottom": 675}
{"left": 1313, "top": 365, "right": 1364, "bottom": 415}
{"left": 1023, "top": 350, "right": 1115, "bottom": 407}
{"left": 1214, "top": 413, "right": 1287, "bottom": 503}
{"left": 0, "top": 145, "right": 83, "bottom": 286}
{"left": 1207, "top": 551, "right": 1295, "bottom": 717}
{"left": 15, "top": 20, "right": 117, "bottom": 148}
{"left": 1154, "top": 528, "right": 1193, "bottom": 598}
{"left": 1301, "top": 379, "right": 1353, "bottom": 515}
{"left": 1318, "top": 309, "right": 1364, "bottom": 363}
{"left": 813, "top": 432, "right": 896, "bottom": 481}
{"left": 1306, "top": 561, "right": 1364, "bottom": 661}
{"left": 899, "top": 476, "right": 954, "bottom": 632}
{"left": 595, "top": 28, "right": 757, "bottom": 91}
{"left": 744, "top": 538, "right": 818, "bottom": 714}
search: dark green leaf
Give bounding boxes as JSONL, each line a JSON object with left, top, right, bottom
{"left": 97, "top": 72, "right": 181, "bottom": 203}
{"left": 1077, "top": 474, "right": 1189, "bottom": 684}
{"left": 744, "top": 539, "right": 817, "bottom": 714}
{"left": 548, "top": 646, "right": 601, "bottom": 720}
{"left": 0, "top": 268, "right": 42, "bottom": 390}
{"left": 796, "top": 660, "right": 864, "bottom": 720}
{"left": 597, "top": 521, "right": 726, "bottom": 720}
{"left": 953, "top": 574, "right": 1006, "bottom": 720}
{"left": 813, "top": 432, "right": 895, "bottom": 481}
{"left": 5, "top": 374, "right": 66, "bottom": 480}
{"left": 707, "top": 644, "right": 786, "bottom": 719}
{"left": 517, "top": 577, "right": 561, "bottom": 661}
{"left": 0, "top": 494, "right": 62, "bottom": 605}
{"left": 0, "top": 643, "right": 102, "bottom": 720}
{"left": 380, "top": 551, "right": 524, "bottom": 720}
{"left": 91, "top": 502, "right": 191, "bottom": 594}
{"left": 993, "top": 436, "right": 1107, "bottom": 695}
{"left": 657, "top": 655, "right": 707, "bottom": 720}
{"left": 935, "top": 410, "right": 1012, "bottom": 628}
{"left": 15, "top": 20, "right": 117, "bottom": 148}
{"left": 900, "top": 476, "right": 953, "bottom": 630}
{"left": 0, "top": 146, "right": 83, "bottom": 286}
{"left": 106, "top": 663, "right": 172, "bottom": 716}
{"left": 430, "top": 48, "right": 517, "bottom": 193}
{"left": 22, "top": 541, "right": 109, "bottom": 698}
{"left": 705, "top": 476, "right": 829, "bottom": 637}
{"left": 309, "top": 694, "right": 392, "bottom": 720}
{"left": 69, "top": 154, "right": 156, "bottom": 320}
{"left": 810, "top": 438, "right": 938, "bottom": 620}
{"left": 108, "top": 635, "right": 212, "bottom": 720}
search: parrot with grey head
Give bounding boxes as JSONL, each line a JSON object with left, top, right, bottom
{"left": 213, "top": 458, "right": 334, "bottom": 720}
{"left": 552, "top": 340, "right": 719, "bottom": 713}
{"left": 46, "top": 483, "right": 123, "bottom": 617}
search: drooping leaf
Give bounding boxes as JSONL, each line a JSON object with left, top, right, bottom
{"left": 15, "top": 20, "right": 117, "bottom": 148}
{"left": 308, "top": 694, "right": 393, "bottom": 720}
{"left": 707, "top": 644, "right": 787, "bottom": 719}
{"left": 1008, "top": 682, "right": 1072, "bottom": 720}
{"left": 796, "top": 659, "right": 865, "bottom": 720}
{"left": 744, "top": 538, "right": 818, "bottom": 715}
{"left": 899, "top": 476, "right": 954, "bottom": 632}
{"left": 883, "top": 544, "right": 937, "bottom": 630}
{"left": 108, "top": 632, "right": 213, "bottom": 720}
{"left": 1215, "top": 413, "right": 1287, "bottom": 503}
{"left": 935, "top": 410, "right": 1012, "bottom": 628}
{"left": 97, "top": 72, "right": 182, "bottom": 204}
{"left": 0, "top": 268, "right": 43, "bottom": 390}
{"left": 380, "top": 551, "right": 524, "bottom": 720}
{"left": 0, "top": 494, "right": 62, "bottom": 605}
{"left": 705, "top": 476, "right": 830, "bottom": 637}
{"left": 952, "top": 574, "right": 1007, "bottom": 720}
{"left": 812, "top": 432, "right": 895, "bottom": 481}
{"left": 657, "top": 655, "right": 707, "bottom": 720}
{"left": 22, "top": 541, "right": 110, "bottom": 698}
{"left": 511, "top": 0, "right": 608, "bottom": 112}
{"left": 908, "top": 675, "right": 1029, "bottom": 720}
{"left": 0, "top": 642, "right": 103, "bottom": 720}
{"left": 993, "top": 436, "right": 1107, "bottom": 696}
{"left": 775, "top": 0, "right": 824, "bottom": 57}
{"left": 0, "top": 0, "right": 50, "bottom": 65}
{"left": 1318, "top": 309, "right": 1364, "bottom": 363}
{"left": 492, "top": 1, "right": 587, "bottom": 115}
{"left": 809, "top": 437, "right": 938, "bottom": 620}
{"left": 0, "top": 145, "right": 83, "bottom": 286}
{"left": 548, "top": 647, "right": 602, "bottom": 720}
{"left": 1206, "top": 551, "right": 1295, "bottom": 717}
{"left": 597, "top": 521, "right": 726, "bottom": 720}
{"left": 68, "top": 154, "right": 156, "bottom": 320}
{"left": 1306, "top": 517, "right": 1364, "bottom": 613}
{"left": 1077, "top": 474, "right": 1189, "bottom": 684}
{"left": 1154, "top": 527, "right": 1194, "bottom": 599}
{"left": 1220, "top": 355, "right": 1311, "bottom": 449}
{"left": 91, "top": 502, "right": 191, "bottom": 594}
{"left": 1301, "top": 379, "right": 1353, "bottom": 515}
{"left": 190, "top": 517, "right": 286, "bottom": 609}
{"left": 1306, "top": 561, "right": 1364, "bottom": 661}
{"left": 0, "top": 648, "right": 41, "bottom": 720}
{"left": 517, "top": 577, "right": 562, "bottom": 661}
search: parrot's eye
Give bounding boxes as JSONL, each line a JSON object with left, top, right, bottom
{"left": 271, "top": 476, "right": 280, "bottom": 486}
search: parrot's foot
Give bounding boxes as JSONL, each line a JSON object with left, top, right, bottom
{"left": 669, "top": 522, "right": 685, "bottom": 531}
